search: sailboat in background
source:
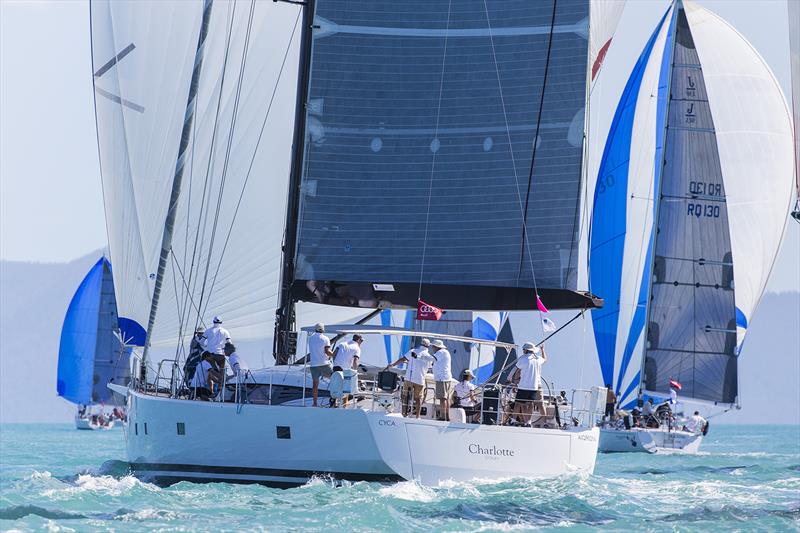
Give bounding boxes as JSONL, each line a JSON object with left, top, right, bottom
{"left": 91, "top": 0, "right": 630, "bottom": 485}
{"left": 589, "top": 0, "right": 794, "bottom": 453}
{"left": 57, "top": 257, "right": 131, "bottom": 430}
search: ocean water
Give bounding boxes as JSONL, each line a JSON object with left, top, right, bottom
{"left": 0, "top": 424, "right": 797, "bottom": 532}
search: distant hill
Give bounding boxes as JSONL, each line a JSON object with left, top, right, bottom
{"left": 0, "top": 251, "right": 798, "bottom": 424}
{"left": 0, "top": 250, "right": 106, "bottom": 422}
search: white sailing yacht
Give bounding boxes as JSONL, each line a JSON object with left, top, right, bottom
{"left": 92, "top": 0, "right": 625, "bottom": 485}
{"left": 588, "top": 0, "right": 795, "bottom": 453}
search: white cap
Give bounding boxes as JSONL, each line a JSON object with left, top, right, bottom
{"left": 420, "top": 338, "right": 430, "bottom": 347}
{"left": 314, "top": 323, "right": 325, "bottom": 333}
{"left": 431, "top": 339, "right": 446, "bottom": 349}
{"left": 213, "top": 315, "right": 223, "bottom": 324}
{"left": 522, "top": 342, "right": 540, "bottom": 354}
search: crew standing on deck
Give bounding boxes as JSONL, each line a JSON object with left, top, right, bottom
{"left": 333, "top": 334, "right": 363, "bottom": 370}
{"left": 183, "top": 326, "right": 206, "bottom": 386}
{"left": 308, "top": 323, "right": 335, "bottom": 407}
{"left": 511, "top": 342, "right": 547, "bottom": 425}
{"left": 204, "top": 316, "right": 231, "bottom": 374}
{"left": 386, "top": 338, "right": 434, "bottom": 418}
{"left": 605, "top": 385, "right": 617, "bottom": 420}
{"left": 430, "top": 339, "right": 453, "bottom": 421}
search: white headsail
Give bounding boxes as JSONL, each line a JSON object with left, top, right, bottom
{"left": 589, "top": 0, "right": 626, "bottom": 82}
{"left": 91, "top": 1, "right": 363, "bottom": 354}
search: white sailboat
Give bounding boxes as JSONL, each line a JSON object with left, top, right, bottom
{"left": 588, "top": 0, "right": 794, "bottom": 453}
{"left": 91, "top": 0, "right": 626, "bottom": 485}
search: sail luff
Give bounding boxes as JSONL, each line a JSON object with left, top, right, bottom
{"left": 636, "top": 1, "right": 680, "bottom": 402}
{"left": 143, "top": 0, "right": 214, "bottom": 362}
{"left": 789, "top": 0, "right": 800, "bottom": 212}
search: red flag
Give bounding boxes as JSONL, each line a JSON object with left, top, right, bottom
{"left": 669, "top": 379, "right": 682, "bottom": 391}
{"left": 536, "top": 294, "right": 549, "bottom": 314}
{"left": 417, "top": 300, "right": 442, "bottom": 321}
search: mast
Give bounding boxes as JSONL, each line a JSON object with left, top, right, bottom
{"left": 275, "top": 0, "right": 316, "bottom": 364}
{"left": 142, "top": 0, "right": 213, "bottom": 364}
{"left": 637, "top": 0, "right": 679, "bottom": 403}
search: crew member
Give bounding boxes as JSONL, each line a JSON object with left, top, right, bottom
{"left": 183, "top": 326, "right": 205, "bottom": 385}
{"left": 386, "top": 338, "right": 434, "bottom": 418}
{"left": 224, "top": 342, "right": 249, "bottom": 377}
{"left": 308, "top": 323, "right": 335, "bottom": 407}
{"left": 605, "top": 385, "right": 617, "bottom": 420}
{"left": 204, "top": 316, "right": 231, "bottom": 374}
{"left": 430, "top": 339, "right": 453, "bottom": 421}
{"left": 190, "top": 353, "right": 217, "bottom": 400}
{"left": 511, "top": 342, "right": 547, "bottom": 425}
{"left": 333, "top": 334, "right": 363, "bottom": 371}
{"left": 454, "top": 369, "right": 479, "bottom": 423}
{"left": 685, "top": 410, "right": 707, "bottom": 434}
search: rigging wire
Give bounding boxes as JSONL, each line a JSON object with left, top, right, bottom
{"left": 416, "top": 0, "right": 452, "bottom": 302}
{"left": 203, "top": 9, "right": 302, "bottom": 311}
{"left": 197, "top": 0, "right": 257, "bottom": 322}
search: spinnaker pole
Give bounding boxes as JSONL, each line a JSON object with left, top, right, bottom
{"left": 142, "top": 0, "right": 214, "bottom": 367}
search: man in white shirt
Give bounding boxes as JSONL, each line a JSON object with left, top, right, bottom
{"left": 685, "top": 410, "right": 707, "bottom": 434}
{"left": 204, "top": 316, "right": 231, "bottom": 373}
{"left": 511, "top": 342, "right": 547, "bottom": 425}
{"left": 386, "top": 338, "right": 434, "bottom": 418}
{"left": 454, "top": 369, "right": 479, "bottom": 422}
{"left": 430, "top": 339, "right": 453, "bottom": 421}
{"left": 308, "top": 323, "right": 335, "bottom": 407}
{"left": 333, "top": 334, "right": 363, "bottom": 370}
{"left": 642, "top": 398, "right": 657, "bottom": 427}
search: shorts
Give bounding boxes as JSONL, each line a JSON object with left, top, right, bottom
{"left": 310, "top": 364, "right": 333, "bottom": 381}
{"left": 516, "top": 389, "right": 542, "bottom": 402}
{"left": 435, "top": 381, "right": 453, "bottom": 400}
{"left": 209, "top": 353, "right": 226, "bottom": 372}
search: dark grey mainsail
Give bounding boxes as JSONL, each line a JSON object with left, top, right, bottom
{"left": 642, "top": 8, "right": 737, "bottom": 404}
{"left": 287, "top": 0, "right": 598, "bottom": 312}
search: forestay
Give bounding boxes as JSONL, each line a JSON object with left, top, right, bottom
{"left": 291, "top": 0, "right": 595, "bottom": 311}
{"left": 91, "top": 1, "right": 365, "bottom": 351}
{"left": 589, "top": 1, "right": 793, "bottom": 407}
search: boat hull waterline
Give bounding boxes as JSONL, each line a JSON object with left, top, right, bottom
{"left": 121, "top": 388, "right": 600, "bottom": 487}
{"left": 598, "top": 427, "right": 702, "bottom": 454}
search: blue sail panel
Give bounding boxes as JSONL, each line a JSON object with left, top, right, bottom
{"left": 589, "top": 11, "right": 670, "bottom": 390}
{"left": 56, "top": 258, "right": 105, "bottom": 405}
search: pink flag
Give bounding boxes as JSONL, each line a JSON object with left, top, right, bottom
{"left": 536, "top": 294, "right": 549, "bottom": 314}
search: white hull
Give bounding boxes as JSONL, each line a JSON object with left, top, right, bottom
{"left": 75, "top": 417, "right": 116, "bottom": 431}
{"left": 124, "top": 389, "right": 599, "bottom": 487}
{"left": 598, "top": 427, "right": 702, "bottom": 454}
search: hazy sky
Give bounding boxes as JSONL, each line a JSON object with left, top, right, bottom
{"left": 0, "top": 0, "right": 798, "bottom": 293}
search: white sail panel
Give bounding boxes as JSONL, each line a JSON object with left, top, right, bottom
{"left": 148, "top": 1, "right": 304, "bottom": 347}
{"left": 589, "top": 0, "right": 626, "bottom": 81}
{"left": 686, "top": 2, "right": 794, "bottom": 347}
{"left": 91, "top": 1, "right": 203, "bottom": 342}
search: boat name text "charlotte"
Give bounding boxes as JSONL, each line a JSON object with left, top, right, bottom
{"left": 468, "top": 444, "right": 515, "bottom": 457}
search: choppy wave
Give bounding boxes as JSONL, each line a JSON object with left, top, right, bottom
{"left": 1, "top": 424, "right": 798, "bottom": 531}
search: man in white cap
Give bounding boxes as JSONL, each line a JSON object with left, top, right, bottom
{"left": 386, "top": 338, "right": 434, "bottom": 418}
{"left": 204, "top": 316, "right": 231, "bottom": 374}
{"left": 511, "top": 342, "right": 547, "bottom": 425}
{"left": 308, "top": 323, "right": 335, "bottom": 407}
{"left": 430, "top": 339, "right": 453, "bottom": 421}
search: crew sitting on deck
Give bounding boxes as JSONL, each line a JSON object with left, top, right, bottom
{"left": 308, "top": 323, "right": 335, "bottom": 407}
{"left": 684, "top": 410, "right": 707, "bottom": 434}
{"left": 430, "top": 339, "right": 453, "bottom": 421}
{"left": 190, "top": 352, "right": 219, "bottom": 400}
{"left": 453, "top": 369, "right": 479, "bottom": 423}
{"left": 642, "top": 398, "right": 658, "bottom": 428}
{"left": 386, "top": 338, "right": 435, "bottom": 418}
